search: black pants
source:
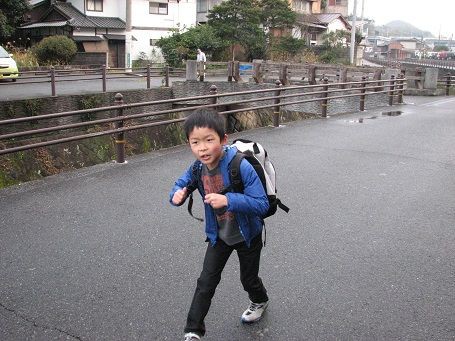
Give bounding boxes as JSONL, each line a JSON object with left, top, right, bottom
{"left": 184, "top": 234, "right": 268, "bottom": 336}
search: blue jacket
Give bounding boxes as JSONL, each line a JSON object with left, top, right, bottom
{"left": 169, "top": 145, "right": 269, "bottom": 247}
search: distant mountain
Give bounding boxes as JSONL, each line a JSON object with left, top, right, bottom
{"left": 374, "top": 20, "right": 434, "bottom": 38}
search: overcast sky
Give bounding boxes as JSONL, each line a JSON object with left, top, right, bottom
{"left": 349, "top": 0, "right": 455, "bottom": 38}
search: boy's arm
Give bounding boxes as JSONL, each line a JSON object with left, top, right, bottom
{"left": 225, "top": 159, "right": 269, "bottom": 216}
{"left": 169, "top": 165, "right": 195, "bottom": 206}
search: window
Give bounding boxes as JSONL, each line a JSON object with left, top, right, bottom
{"left": 87, "top": 0, "right": 103, "bottom": 12}
{"left": 150, "top": 39, "right": 159, "bottom": 46}
{"left": 150, "top": 2, "right": 168, "bottom": 15}
{"left": 197, "top": 0, "right": 208, "bottom": 12}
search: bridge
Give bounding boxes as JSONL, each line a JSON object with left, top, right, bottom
{"left": 1, "top": 95, "right": 454, "bottom": 340}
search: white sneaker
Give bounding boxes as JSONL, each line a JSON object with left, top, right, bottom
{"left": 241, "top": 300, "right": 269, "bottom": 323}
{"left": 184, "top": 332, "right": 201, "bottom": 341}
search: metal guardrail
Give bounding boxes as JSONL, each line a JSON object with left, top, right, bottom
{"left": 0, "top": 64, "right": 185, "bottom": 96}
{"left": 438, "top": 74, "right": 455, "bottom": 95}
{"left": 365, "top": 56, "right": 455, "bottom": 71}
{"left": 0, "top": 76, "right": 406, "bottom": 160}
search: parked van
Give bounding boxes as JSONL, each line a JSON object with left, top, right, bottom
{"left": 0, "top": 46, "right": 19, "bottom": 81}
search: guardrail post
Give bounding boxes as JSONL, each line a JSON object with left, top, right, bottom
{"left": 389, "top": 75, "right": 396, "bottom": 106}
{"left": 273, "top": 80, "right": 282, "bottom": 127}
{"left": 321, "top": 77, "right": 329, "bottom": 117}
{"left": 114, "top": 93, "right": 126, "bottom": 164}
{"left": 164, "top": 65, "right": 170, "bottom": 87}
{"left": 102, "top": 64, "right": 107, "bottom": 92}
{"left": 360, "top": 76, "right": 366, "bottom": 111}
{"left": 147, "top": 64, "right": 151, "bottom": 89}
{"left": 397, "top": 73, "right": 404, "bottom": 104}
{"left": 50, "top": 66, "right": 56, "bottom": 96}
{"left": 446, "top": 73, "right": 451, "bottom": 96}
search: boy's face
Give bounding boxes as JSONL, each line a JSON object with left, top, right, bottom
{"left": 188, "top": 126, "right": 227, "bottom": 170}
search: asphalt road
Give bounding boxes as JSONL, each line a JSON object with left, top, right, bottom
{"left": 0, "top": 96, "right": 454, "bottom": 340}
{"left": 0, "top": 75, "right": 227, "bottom": 102}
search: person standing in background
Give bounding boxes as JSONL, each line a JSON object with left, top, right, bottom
{"left": 196, "top": 49, "right": 206, "bottom": 81}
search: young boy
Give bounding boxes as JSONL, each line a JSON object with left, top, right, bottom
{"left": 169, "top": 109, "right": 270, "bottom": 341}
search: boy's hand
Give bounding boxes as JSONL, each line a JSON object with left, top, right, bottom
{"left": 204, "top": 193, "right": 227, "bottom": 209}
{"left": 172, "top": 187, "right": 188, "bottom": 205}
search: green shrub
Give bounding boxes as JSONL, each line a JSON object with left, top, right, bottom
{"left": 33, "top": 35, "right": 77, "bottom": 65}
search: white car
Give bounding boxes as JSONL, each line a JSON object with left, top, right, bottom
{"left": 0, "top": 46, "right": 19, "bottom": 81}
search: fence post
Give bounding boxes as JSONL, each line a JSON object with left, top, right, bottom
{"left": 279, "top": 64, "right": 288, "bottom": 86}
{"left": 321, "top": 77, "right": 329, "bottom": 117}
{"left": 389, "top": 75, "right": 396, "bottom": 106}
{"left": 50, "top": 66, "right": 56, "bottom": 96}
{"left": 233, "top": 61, "right": 242, "bottom": 82}
{"left": 102, "top": 64, "right": 107, "bottom": 92}
{"left": 340, "top": 68, "right": 347, "bottom": 89}
{"left": 273, "top": 80, "right": 282, "bottom": 127}
{"left": 446, "top": 73, "right": 451, "bottom": 96}
{"left": 253, "top": 62, "right": 263, "bottom": 84}
{"left": 147, "top": 64, "right": 151, "bottom": 89}
{"left": 164, "top": 65, "right": 170, "bottom": 87}
{"left": 227, "top": 61, "right": 233, "bottom": 82}
{"left": 373, "top": 69, "right": 382, "bottom": 92}
{"left": 360, "top": 76, "right": 366, "bottom": 111}
{"left": 397, "top": 73, "right": 404, "bottom": 104}
{"left": 209, "top": 84, "right": 218, "bottom": 106}
{"left": 308, "top": 65, "right": 316, "bottom": 85}
{"left": 114, "top": 93, "right": 126, "bottom": 164}
{"left": 210, "top": 84, "right": 226, "bottom": 128}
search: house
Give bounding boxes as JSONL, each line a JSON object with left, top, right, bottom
{"left": 322, "top": 0, "right": 348, "bottom": 16}
{"left": 20, "top": 0, "right": 352, "bottom": 66}
{"left": 292, "top": 1, "right": 351, "bottom": 46}
{"left": 196, "top": 0, "right": 351, "bottom": 47}
{"left": 196, "top": 0, "right": 222, "bottom": 24}
{"left": 21, "top": 0, "right": 197, "bottom": 67}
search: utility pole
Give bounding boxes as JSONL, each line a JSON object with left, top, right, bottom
{"left": 360, "top": 0, "right": 365, "bottom": 36}
{"left": 350, "top": 0, "right": 358, "bottom": 65}
{"left": 125, "top": 0, "right": 132, "bottom": 72}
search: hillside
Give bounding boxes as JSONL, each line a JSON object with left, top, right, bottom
{"left": 375, "top": 20, "right": 434, "bottom": 38}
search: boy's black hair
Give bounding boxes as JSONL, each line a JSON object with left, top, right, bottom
{"left": 184, "top": 109, "right": 225, "bottom": 140}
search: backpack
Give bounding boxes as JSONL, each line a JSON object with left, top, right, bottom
{"left": 186, "top": 138, "right": 289, "bottom": 221}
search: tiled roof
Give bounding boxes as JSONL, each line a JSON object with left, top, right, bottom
{"left": 54, "top": 2, "right": 96, "bottom": 28}
{"left": 89, "top": 16, "right": 125, "bottom": 29}
{"left": 28, "top": 1, "right": 126, "bottom": 30}
{"left": 314, "top": 13, "right": 351, "bottom": 29}
{"left": 296, "top": 13, "right": 322, "bottom": 24}
{"left": 21, "top": 21, "right": 68, "bottom": 29}
{"left": 314, "top": 13, "right": 343, "bottom": 24}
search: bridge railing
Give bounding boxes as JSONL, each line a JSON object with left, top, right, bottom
{"left": 202, "top": 61, "right": 383, "bottom": 86}
{"left": 0, "top": 64, "right": 184, "bottom": 96}
{"left": 0, "top": 76, "right": 406, "bottom": 160}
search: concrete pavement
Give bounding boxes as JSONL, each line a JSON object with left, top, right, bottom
{"left": 1, "top": 96, "right": 454, "bottom": 340}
